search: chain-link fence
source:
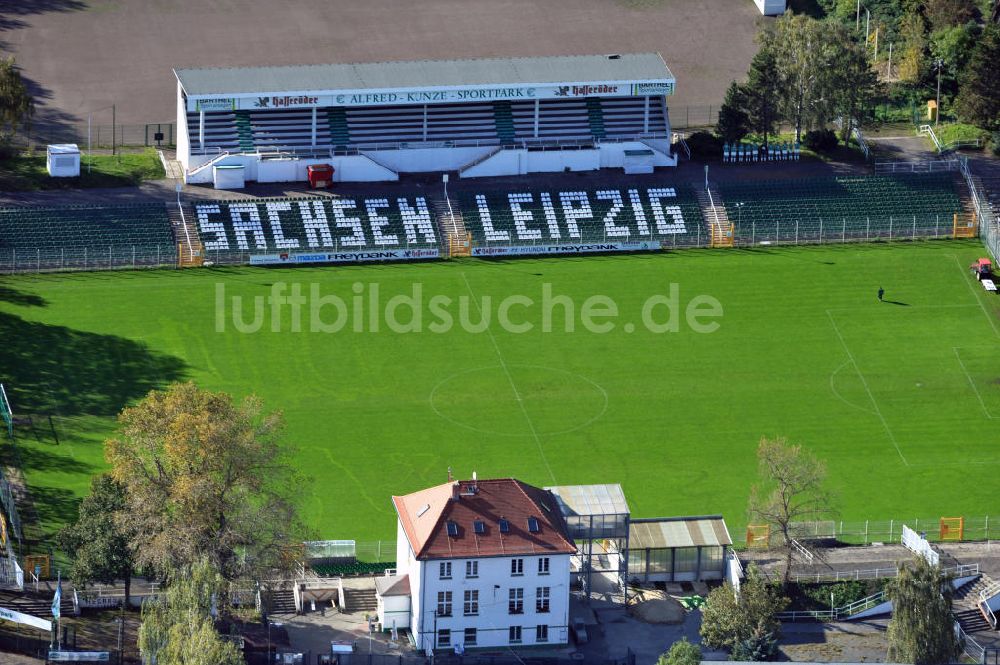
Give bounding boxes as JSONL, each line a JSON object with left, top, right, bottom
{"left": 669, "top": 105, "right": 720, "bottom": 130}
{"left": 731, "top": 213, "right": 960, "bottom": 247}
{"left": 732, "top": 515, "right": 996, "bottom": 548}
{"left": 0, "top": 245, "right": 178, "bottom": 274}
{"left": 8, "top": 123, "right": 176, "bottom": 149}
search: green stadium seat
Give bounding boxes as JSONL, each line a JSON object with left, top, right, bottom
{"left": 719, "top": 174, "right": 963, "bottom": 244}
{"left": 0, "top": 203, "right": 176, "bottom": 271}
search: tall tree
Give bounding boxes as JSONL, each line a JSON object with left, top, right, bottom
{"left": 769, "top": 14, "right": 838, "bottom": 141}
{"left": 886, "top": 556, "right": 958, "bottom": 665}
{"left": 744, "top": 47, "right": 781, "bottom": 150}
{"left": 700, "top": 564, "right": 788, "bottom": 655}
{"left": 748, "top": 438, "right": 835, "bottom": 584}
{"left": 0, "top": 56, "right": 33, "bottom": 141}
{"left": 716, "top": 81, "right": 749, "bottom": 144}
{"left": 955, "top": 24, "right": 1000, "bottom": 131}
{"left": 924, "top": 0, "right": 978, "bottom": 30}
{"left": 897, "top": 10, "right": 930, "bottom": 83}
{"left": 138, "top": 560, "right": 244, "bottom": 665}
{"left": 105, "top": 382, "right": 303, "bottom": 582}
{"left": 830, "top": 33, "right": 881, "bottom": 142}
{"left": 59, "top": 475, "right": 136, "bottom": 606}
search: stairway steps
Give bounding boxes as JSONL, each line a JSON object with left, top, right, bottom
{"left": 327, "top": 108, "right": 351, "bottom": 147}
{"left": 493, "top": 101, "right": 516, "bottom": 144}
{"left": 234, "top": 112, "right": 255, "bottom": 152}
{"left": 585, "top": 98, "right": 606, "bottom": 139}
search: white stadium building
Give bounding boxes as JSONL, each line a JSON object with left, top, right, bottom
{"left": 174, "top": 53, "right": 677, "bottom": 186}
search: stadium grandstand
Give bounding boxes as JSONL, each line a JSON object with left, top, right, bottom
{"left": 175, "top": 53, "right": 677, "bottom": 186}
{"left": 0, "top": 172, "right": 975, "bottom": 271}
{"left": 718, "top": 173, "right": 970, "bottom": 243}
{"left": 0, "top": 203, "right": 177, "bottom": 272}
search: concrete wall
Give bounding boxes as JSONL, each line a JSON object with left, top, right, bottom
{"left": 460, "top": 149, "right": 522, "bottom": 178}
{"left": 365, "top": 146, "right": 495, "bottom": 174}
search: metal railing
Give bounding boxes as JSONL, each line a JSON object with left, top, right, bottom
{"left": 777, "top": 589, "right": 887, "bottom": 622}
{"left": 0, "top": 245, "right": 178, "bottom": 274}
{"left": 919, "top": 124, "right": 943, "bottom": 152}
{"left": 959, "top": 156, "right": 1000, "bottom": 261}
{"left": 980, "top": 581, "right": 1000, "bottom": 629}
{"left": 852, "top": 126, "right": 871, "bottom": 161}
{"left": 189, "top": 132, "right": 670, "bottom": 158}
{"left": 874, "top": 158, "right": 961, "bottom": 174}
{"left": 790, "top": 563, "right": 979, "bottom": 584}
{"left": 791, "top": 539, "right": 815, "bottom": 562}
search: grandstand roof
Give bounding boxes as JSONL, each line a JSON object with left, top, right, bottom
{"left": 392, "top": 478, "right": 576, "bottom": 560}
{"left": 175, "top": 53, "right": 673, "bottom": 97}
{"left": 629, "top": 516, "right": 732, "bottom": 550}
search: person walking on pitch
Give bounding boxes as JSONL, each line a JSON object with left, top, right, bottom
{"left": 877, "top": 286, "right": 884, "bottom": 302}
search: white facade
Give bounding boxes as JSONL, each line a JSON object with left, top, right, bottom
{"left": 395, "top": 519, "right": 571, "bottom": 651}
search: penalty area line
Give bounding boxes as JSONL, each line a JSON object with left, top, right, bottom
{"left": 953, "top": 347, "right": 997, "bottom": 420}
{"left": 826, "top": 309, "right": 910, "bottom": 467}
{"left": 461, "top": 272, "right": 557, "bottom": 484}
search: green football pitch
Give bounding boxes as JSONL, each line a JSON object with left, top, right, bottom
{"left": 1, "top": 241, "right": 999, "bottom": 548}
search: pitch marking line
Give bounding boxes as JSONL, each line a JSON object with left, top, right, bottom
{"left": 825, "top": 310, "right": 910, "bottom": 466}
{"left": 829, "top": 360, "right": 877, "bottom": 416}
{"left": 461, "top": 272, "right": 557, "bottom": 483}
{"left": 952, "top": 254, "right": 1000, "bottom": 338}
{"left": 429, "top": 365, "right": 609, "bottom": 438}
{"left": 952, "top": 347, "right": 997, "bottom": 420}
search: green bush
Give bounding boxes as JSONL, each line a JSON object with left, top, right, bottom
{"left": 657, "top": 638, "right": 701, "bottom": 665}
{"left": 685, "top": 131, "right": 723, "bottom": 159}
{"left": 992, "top": 131, "right": 1000, "bottom": 157}
{"left": 936, "top": 123, "right": 988, "bottom": 148}
{"left": 803, "top": 129, "right": 839, "bottom": 153}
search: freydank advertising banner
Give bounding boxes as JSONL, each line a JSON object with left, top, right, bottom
{"left": 186, "top": 79, "right": 675, "bottom": 111}
{"left": 249, "top": 248, "right": 441, "bottom": 265}
{"left": 471, "top": 241, "right": 661, "bottom": 257}
{"left": 0, "top": 605, "right": 52, "bottom": 632}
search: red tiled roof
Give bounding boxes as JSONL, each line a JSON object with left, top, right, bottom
{"left": 392, "top": 478, "right": 576, "bottom": 560}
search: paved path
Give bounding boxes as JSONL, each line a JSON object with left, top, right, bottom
{"left": 741, "top": 541, "right": 1000, "bottom": 580}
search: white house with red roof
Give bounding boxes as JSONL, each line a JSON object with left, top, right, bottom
{"left": 386, "top": 476, "right": 576, "bottom": 651}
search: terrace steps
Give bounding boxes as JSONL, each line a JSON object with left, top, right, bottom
{"left": 168, "top": 203, "right": 205, "bottom": 267}
{"left": 695, "top": 185, "right": 733, "bottom": 247}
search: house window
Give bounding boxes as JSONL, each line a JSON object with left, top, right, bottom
{"left": 466, "top": 560, "right": 478, "bottom": 578}
{"left": 436, "top": 591, "right": 452, "bottom": 617}
{"left": 538, "top": 557, "right": 550, "bottom": 575}
{"left": 536, "top": 586, "right": 550, "bottom": 613}
{"left": 509, "top": 588, "right": 524, "bottom": 614}
{"left": 437, "top": 629, "right": 451, "bottom": 648}
{"left": 509, "top": 625, "right": 522, "bottom": 644}
{"left": 439, "top": 561, "right": 452, "bottom": 579}
{"left": 536, "top": 624, "right": 549, "bottom": 643}
{"left": 511, "top": 558, "right": 524, "bottom": 576}
{"left": 464, "top": 627, "right": 477, "bottom": 646}
{"left": 463, "top": 589, "right": 479, "bottom": 616}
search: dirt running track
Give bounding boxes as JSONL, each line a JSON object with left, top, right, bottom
{"left": 0, "top": 0, "right": 764, "bottom": 132}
